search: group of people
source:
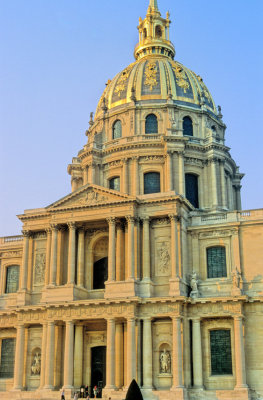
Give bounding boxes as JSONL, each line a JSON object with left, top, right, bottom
{"left": 61, "top": 385, "right": 101, "bottom": 400}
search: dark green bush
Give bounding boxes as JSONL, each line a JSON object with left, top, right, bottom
{"left": 125, "top": 379, "right": 143, "bottom": 400}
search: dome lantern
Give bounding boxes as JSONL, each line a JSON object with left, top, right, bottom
{"left": 134, "top": 0, "right": 175, "bottom": 60}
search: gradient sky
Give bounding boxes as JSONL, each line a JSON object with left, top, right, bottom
{"left": 0, "top": 0, "right": 262, "bottom": 236}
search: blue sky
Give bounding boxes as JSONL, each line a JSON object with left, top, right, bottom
{"left": 0, "top": 0, "right": 262, "bottom": 236}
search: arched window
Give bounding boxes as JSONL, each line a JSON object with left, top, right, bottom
{"left": 183, "top": 116, "right": 193, "bottom": 136}
{"left": 185, "top": 174, "right": 199, "bottom": 208}
{"left": 5, "top": 265, "right": 19, "bottom": 293}
{"left": 109, "top": 176, "right": 120, "bottom": 191}
{"left": 211, "top": 125, "right": 217, "bottom": 133}
{"left": 145, "top": 114, "right": 158, "bottom": 134}
{"left": 207, "top": 246, "right": 227, "bottom": 278}
{"left": 155, "top": 25, "right": 162, "bottom": 38}
{"left": 143, "top": 28, "right": 147, "bottom": 39}
{"left": 144, "top": 172, "right": 160, "bottom": 194}
{"left": 210, "top": 330, "right": 232, "bottom": 375}
{"left": 112, "top": 120, "right": 122, "bottom": 139}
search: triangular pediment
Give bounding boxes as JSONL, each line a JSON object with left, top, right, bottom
{"left": 47, "top": 184, "right": 135, "bottom": 210}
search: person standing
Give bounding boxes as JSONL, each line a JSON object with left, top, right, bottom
{"left": 61, "top": 389, "right": 65, "bottom": 400}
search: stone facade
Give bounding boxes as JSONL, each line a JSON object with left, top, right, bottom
{"left": 0, "top": 1, "right": 263, "bottom": 400}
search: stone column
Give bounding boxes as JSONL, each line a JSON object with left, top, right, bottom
{"left": 192, "top": 318, "right": 203, "bottom": 388}
{"left": 142, "top": 217, "right": 151, "bottom": 281}
{"left": 107, "top": 217, "right": 116, "bottom": 282}
{"left": 44, "top": 321, "right": 55, "bottom": 389}
{"left": 210, "top": 159, "right": 218, "bottom": 208}
{"left": 172, "top": 317, "right": 183, "bottom": 389}
{"left": 178, "top": 152, "right": 185, "bottom": 196}
{"left": 116, "top": 222, "right": 123, "bottom": 282}
{"left": 183, "top": 317, "right": 191, "bottom": 388}
{"left": 220, "top": 159, "right": 227, "bottom": 208}
{"left": 115, "top": 323, "right": 124, "bottom": 389}
{"left": 64, "top": 321, "right": 74, "bottom": 389}
{"left": 13, "top": 324, "right": 25, "bottom": 390}
{"left": 106, "top": 318, "right": 116, "bottom": 389}
{"left": 77, "top": 227, "right": 85, "bottom": 287}
{"left": 133, "top": 156, "right": 139, "bottom": 195}
{"left": 167, "top": 151, "right": 173, "bottom": 191}
{"left": 67, "top": 223, "right": 76, "bottom": 285}
{"left": 20, "top": 231, "right": 30, "bottom": 290}
{"left": 227, "top": 174, "right": 233, "bottom": 210}
{"left": 126, "top": 216, "right": 135, "bottom": 280}
{"left": 49, "top": 225, "right": 58, "bottom": 286}
{"left": 127, "top": 318, "right": 136, "bottom": 385}
{"left": 123, "top": 158, "right": 129, "bottom": 193}
{"left": 83, "top": 166, "right": 89, "bottom": 185}
{"left": 169, "top": 215, "right": 179, "bottom": 279}
{"left": 45, "top": 228, "right": 52, "bottom": 286}
{"left": 74, "top": 325, "right": 83, "bottom": 387}
{"left": 40, "top": 322, "right": 48, "bottom": 388}
{"left": 235, "top": 184, "right": 242, "bottom": 210}
{"left": 136, "top": 320, "right": 142, "bottom": 387}
{"left": 91, "top": 163, "right": 96, "bottom": 184}
{"left": 143, "top": 318, "right": 152, "bottom": 389}
{"left": 234, "top": 316, "right": 247, "bottom": 388}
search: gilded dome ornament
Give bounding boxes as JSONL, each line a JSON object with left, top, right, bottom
{"left": 173, "top": 64, "right": 190, "bottom": 93}
{"left": 144, "top": 61, "right": 158, "bottom": 91}
{"left": 114, "top": 65, "right": 133, "bottom": 97}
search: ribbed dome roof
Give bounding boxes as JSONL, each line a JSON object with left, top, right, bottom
{"left": 95, "top": 1, "right": 217, "bottom": 120}
{"left": 95, "top": 57, "right": 216, "bottom": 119}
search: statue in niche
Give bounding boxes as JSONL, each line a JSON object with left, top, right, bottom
{"left": 189, "top": 271, "right": 199, "bottom": 298}
{"left": 160, "top": 348, "right": 171, "bottom": 373}
{"left": 31, "top": 351, "right": 41, "bottom": 375}
{"left": 231, "top": 267, "right": 241, "bottom": 289}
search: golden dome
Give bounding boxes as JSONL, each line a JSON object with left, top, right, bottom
{"left": 95, "top": 57, "right": 217, "bottom": 119}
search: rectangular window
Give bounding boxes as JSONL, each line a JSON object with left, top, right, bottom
{"left": 210, "top": 329, "right": 232, "bottom": 375}
{"left": 207, "top": 247, "right": 227, "bottom": 278}
{"left": 0, "top": 338, "right": 16, "bottom": 378}
{"left": 5, "top": 265, "right": 20, "bottom": 293}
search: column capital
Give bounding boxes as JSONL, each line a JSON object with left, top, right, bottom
{"left": 50, "top": 223, "right": 59, "bottom": 231}
{"left": 126, "top": 215, "right": 135, "bottom": 224}
{"left": 172, "top": 315, "right": 182, "bottom": 321}
{"left": 106, "top": 216, "right": 116, "bottom": 225}
{"left": 22, "top": 230, "right": 31, "bottom": 238}
{"left": 67, "top": 222, "right": 76, "bottom": 230}
{"left": 142, "top": 316, "right": 152, "bottom": 322}
{"left": 233, "top": 315, "right": 244, "bottom": 321}
{"left": 191, "top": 317, "right": 201, "bottom": 323}
{"left": 45, "top": 227, "right": 52, "bottom": 235}
{"left": 141, "top": 215, "right": 150, "bottom": 223}
{"left": 65, "top": 320, "right": 74, "bottom": 326}
{"left": 78, "top": 225, "right": 85, "bottom": 233}
{"left": 168, "top": 213, "right": 179, "bottom": 222}
{"left": 121, "top": 157, "right": 129, "bottom": 164}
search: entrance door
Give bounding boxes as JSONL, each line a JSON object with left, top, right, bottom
{"left": 91, "top": 346, "right": 106, "bottom": 398}
{"left": 93, "top": 257, "right": 108, "bottom": 289}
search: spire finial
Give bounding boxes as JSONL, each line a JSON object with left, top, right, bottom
{"left": 149, "top": 0, "right": 159, "bottom": 10}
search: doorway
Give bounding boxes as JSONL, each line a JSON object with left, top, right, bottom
{"left": 91, "top": 346, "right": 106, "bottom": 398}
